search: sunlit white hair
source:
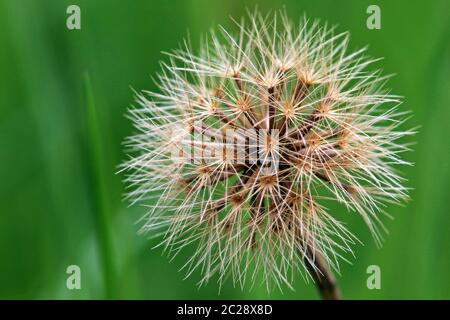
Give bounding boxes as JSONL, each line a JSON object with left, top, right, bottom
{"left": 122, "top": 10, "right": 413, "bottom": 291}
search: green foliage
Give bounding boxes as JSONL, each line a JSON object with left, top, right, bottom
{"left": 0, "top": 0, "right": 449, "bottom": 299}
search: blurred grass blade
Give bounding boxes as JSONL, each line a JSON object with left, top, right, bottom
{"left": 84, "top": 72, "right": 117, "bottom": 299}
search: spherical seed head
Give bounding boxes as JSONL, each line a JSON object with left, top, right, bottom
{"left": 123, "top": 11, "right": 413, "bottom": 290}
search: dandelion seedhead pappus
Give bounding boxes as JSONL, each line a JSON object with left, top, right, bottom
{"left": 123, "top": 10, "right": 413, "bottom": 293}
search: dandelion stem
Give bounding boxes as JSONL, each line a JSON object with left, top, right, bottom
{"left": 303, "top": 245, "right": 341, "bottom": 300}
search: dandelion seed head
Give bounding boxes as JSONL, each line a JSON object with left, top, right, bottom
{"left": 123, "top": 10, "right": 413, "bottom": 291}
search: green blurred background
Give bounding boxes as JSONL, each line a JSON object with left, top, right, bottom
{"left": 0, "top": 0, "right": 449, "bottom": 299}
